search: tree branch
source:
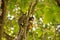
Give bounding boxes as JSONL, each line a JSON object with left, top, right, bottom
{"left": 28, "top": 0, "right": 38, "bottom": 16}
{"left": 4, "top": 32, "right": 14, "bottom": 40}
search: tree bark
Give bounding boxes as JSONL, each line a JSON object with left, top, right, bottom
{"left": 0, "top": 0, "right": 6, "bottom": 40}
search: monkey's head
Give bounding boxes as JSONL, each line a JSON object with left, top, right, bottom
{"left": 29, "top": 17, "right": 34, "bottom": 23}
{"left": 29, "top": 17, "right": 34, "bottom": 21}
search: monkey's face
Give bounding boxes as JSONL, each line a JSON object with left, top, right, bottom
{"left": 29, "top": 17, "right": 34, "bottom": 20}
{"left": 29, "top": 17, "right": 34, "bottom": 23}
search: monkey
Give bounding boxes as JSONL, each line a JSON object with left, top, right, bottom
{"left": 18, "top": 14, "right": 34, "bottom": 32}
{"left": 55, "top": 0, "right": 60, "bottom": 6}
{"left": 28, "top": 17, "right": 34, "bottom": 30}
{"left": 17, "top": 13, "right": 34, "bottom": 40}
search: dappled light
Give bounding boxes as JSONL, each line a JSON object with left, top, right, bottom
{"left": 0, "top": 0, "right": 60, "bottom": 40}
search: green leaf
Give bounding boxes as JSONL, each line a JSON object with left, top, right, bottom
{"left": 36, "top": 29, "right": 43, "bottom": 37}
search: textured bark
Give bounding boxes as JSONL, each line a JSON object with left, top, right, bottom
{"left": 55, "top": 0, "right": 60, "bottom": 6}
{"left": 0, "top": 0, "right": 6, "bottom": 40}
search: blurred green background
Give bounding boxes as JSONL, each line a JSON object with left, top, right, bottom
{"left": 2, "top": 0, "right": 60, "bottom": 40}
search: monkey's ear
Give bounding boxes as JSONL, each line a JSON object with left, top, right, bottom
{"left": 55, "top": 0, "right": 60, "bottom": 6}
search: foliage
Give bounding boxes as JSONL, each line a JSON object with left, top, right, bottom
{"left": 4, "top": 0, "right": 60, "bottom": 40}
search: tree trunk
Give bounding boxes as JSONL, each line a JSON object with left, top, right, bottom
{"left": 0, "top": 0, "right": 6, "bottom": 40}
